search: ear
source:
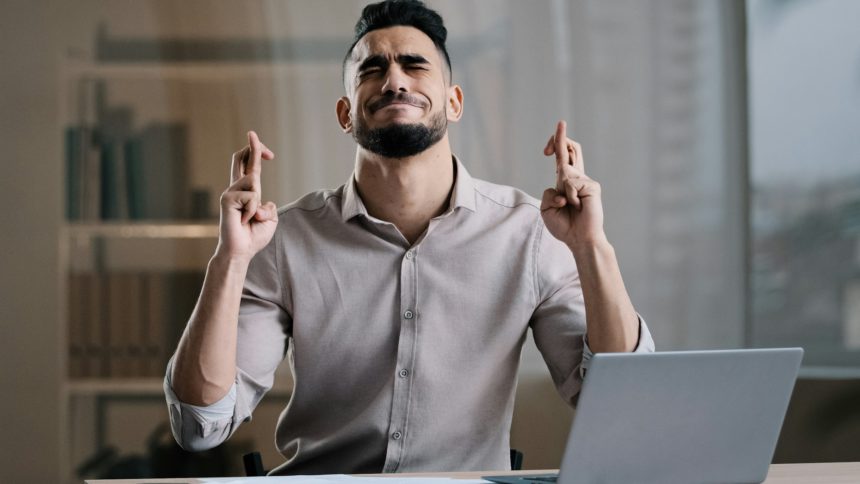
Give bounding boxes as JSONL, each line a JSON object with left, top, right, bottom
{"left": 446, "top": 84, "right": 464, "bottom": 123}
{"left": 336, "top": 97, "right": 353, "bottom": 133}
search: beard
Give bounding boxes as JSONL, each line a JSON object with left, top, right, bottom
{"left": 353, "top": 108, "right": 447, "bottom": 159}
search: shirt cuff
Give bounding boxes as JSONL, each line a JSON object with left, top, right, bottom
{"left": 580, "top": 313, "right": 655, "bottom": 378}
{"left": 164, "top": 366, "right": 237, "bottom": 423}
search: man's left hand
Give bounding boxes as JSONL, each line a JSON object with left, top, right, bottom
{"left": 540, "top": 120, "right": 607, "bottom": 248}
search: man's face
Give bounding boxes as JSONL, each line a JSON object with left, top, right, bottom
{"left": 338, "top": 26, "right": 461, "bottom": 158}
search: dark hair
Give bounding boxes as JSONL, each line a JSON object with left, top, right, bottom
{"left": 343, "top": 0, "right": 452, "bottom": 85}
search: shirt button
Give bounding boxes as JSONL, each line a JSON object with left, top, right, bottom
{"left": 404, "top": 310, "right": 414, "bottom": 319}
{"left": 399, "top": 369, "right": 410, "bottom": 378}
{"left": 405, "top": 250, "right": 415, "bottom": 260}
{"left": 392, "top": 431, "right": 402, "bottom": 440}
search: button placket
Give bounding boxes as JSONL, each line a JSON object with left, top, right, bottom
{"left": 383, "top": 245, "right": 420, "bottom": 472}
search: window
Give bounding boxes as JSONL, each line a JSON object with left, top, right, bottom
{"left": 748, "top": 0, "right": 860, "bottom": 370}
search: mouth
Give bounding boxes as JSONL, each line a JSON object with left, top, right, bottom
{"left": 378, "top": 102, "right": 420, "bottom": 112}
{"left": 369, "top": 95, "right": 426, "bottom": 114}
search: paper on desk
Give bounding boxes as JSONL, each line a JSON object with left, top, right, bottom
{"left": 198, "top": 476, "right": 489, "bottom": 484}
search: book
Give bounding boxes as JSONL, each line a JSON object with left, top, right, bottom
{"left": 99, "top": 106, "right": 133, "bottom": 220}
{"left": 105, "top": 272, "right": 120, "bottom": 377}
{"left": 100, "top": 140, "right": 121, "bottom": 220}
{"left": 79, "top": 79, "right": 103, "bottom": 221}
{"left": 65, "top": 258, "right": 207, "bottom": 380}
{"left": 68, "top": 273, "right": 86, "bottom": 378}
{"left": 65, "top": 127, "right": 84, "bottom": 220}
{"left": 80, "top": 127, "right": 102, "bottom": 221}
{"left": 124, "top": 273, "right": 144, "bottom": 377}
{"left": 136, "top": 122, "right": 190, "bottom": 220}
{"left": 81, "top": 272, "right": 105, "bottom": 377}
{"left": 124, "top": 138, "right": 145, "bottom": 220}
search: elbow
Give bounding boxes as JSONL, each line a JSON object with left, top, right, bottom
{"left": 168, "top": 416, "right": 232, "bottom": 453}
{"left": 166, "top": 403, "right": 233, "bottom": 453}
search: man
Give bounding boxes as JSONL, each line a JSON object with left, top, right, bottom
{"left": 165, "top": 0, "right": 654, "bottom": 475}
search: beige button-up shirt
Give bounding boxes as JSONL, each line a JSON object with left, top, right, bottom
{"left": 164, "top": 157, "right": 654, "bottom": 474}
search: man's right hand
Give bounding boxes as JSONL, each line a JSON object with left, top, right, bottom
{"left": 217, "top": 131, "right": 279, "bottom": 262}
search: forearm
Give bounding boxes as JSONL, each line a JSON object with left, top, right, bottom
{"left": 569, "top": 238, "right": 639, "bottom": 353}
{"left": 171, "top": 252, "right": 250, "bottom": 406}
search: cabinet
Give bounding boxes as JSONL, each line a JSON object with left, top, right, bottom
{"left": 58, "top": 58, "right": 295, "bottom": 482}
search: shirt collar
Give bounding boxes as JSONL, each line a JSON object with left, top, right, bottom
{"left": 341, "top": 155, "right": 477, "bottom": 222}
{"left": 449, "top": 155, "right": 477, "bottom": 213}
{"left": 341, "top": 172, "right": 367, "bottom": 222}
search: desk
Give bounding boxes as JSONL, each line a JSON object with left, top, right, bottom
{"left": 86, "top": 462, "right": 860, "bottom": 483}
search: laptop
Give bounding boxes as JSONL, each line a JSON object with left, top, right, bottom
{"left": 484, "top": 348, "right": 803, "bottom": 484}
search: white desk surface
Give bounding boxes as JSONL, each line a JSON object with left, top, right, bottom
{"left": 85, "top": 462, "right": 860, "bottom": 483}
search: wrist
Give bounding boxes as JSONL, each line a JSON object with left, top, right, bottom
{"left": 210, "top": 249, "right": 253, "bottom": 273}
{"left": 566, "top": 232, "right": 612, "bottom": 256}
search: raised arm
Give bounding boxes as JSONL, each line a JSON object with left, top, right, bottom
{"left": 170, "top": 131, "right": 279, "bottom": 406}
{"left": 539, "top": 121, "right": 639, "bottom": 353}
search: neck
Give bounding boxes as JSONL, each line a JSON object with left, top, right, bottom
{"left": 354, "top": 134, "right": 455, "bottom": 244}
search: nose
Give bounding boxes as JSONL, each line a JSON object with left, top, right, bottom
{"left": 381, "top": 65, "right": 409, "bottom": 94}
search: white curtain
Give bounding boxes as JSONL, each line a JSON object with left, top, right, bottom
{"left": 55, "top": 0, "right": 750, "bottom": 472}
{"left": 254, "top": 0, "right": 748, "bottom": 371}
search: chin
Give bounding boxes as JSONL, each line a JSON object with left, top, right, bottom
{"left": 376, "top": 118, "right": 422, "bottom": 129}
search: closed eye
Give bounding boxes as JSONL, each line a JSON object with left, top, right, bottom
{"left": 397, "top": 54, "right": 430, "bottom": 71}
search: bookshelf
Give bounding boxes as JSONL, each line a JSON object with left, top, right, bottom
{"left": 58, "top": 55, "right": 296, "bottom": 483}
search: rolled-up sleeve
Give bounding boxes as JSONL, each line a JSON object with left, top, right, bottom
{"left": 164, "top": 226, "right": 292, "bottom": 451}
{"left": 580, "top": 314, "right": 655, "bottom": 378}
{"left": 529, "top": 224, "right": 655, "bottom": 407}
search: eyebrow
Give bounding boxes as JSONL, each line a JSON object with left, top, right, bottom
{"left": 356, "top": 53, "right": 431, "bottom": 73}
{"left": 397, "top": 54, "right": 430, "bottom": 65}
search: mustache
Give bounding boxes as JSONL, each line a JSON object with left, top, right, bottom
{"left": 368, "top": 93, "right": 427, "bottom": 113}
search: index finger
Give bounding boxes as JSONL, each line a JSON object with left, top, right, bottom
{"left": 554, "top": 120, "right": 570, "bottom": 168}
{"left": 245, "top": 131, "right": 264, "bottom": 178}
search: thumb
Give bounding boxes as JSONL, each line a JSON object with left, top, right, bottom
{"left": 540, "top": 188, "right": 566, "bottom": 210}
{"left": 543, "top": 135, "right": 555, "bottom": 156}
{"left": 260, "top": 142, "right": 275, "bottom": 160}
{"left": 254, "top": 201, "right": 278, "bottom": 221}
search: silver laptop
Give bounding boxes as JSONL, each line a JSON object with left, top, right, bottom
{"left": 484, "top": 348, "right": 803, "bottom": 484}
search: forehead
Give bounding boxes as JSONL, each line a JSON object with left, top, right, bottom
{"left": 350, "top": 25, "right": 442, "bottom": 66}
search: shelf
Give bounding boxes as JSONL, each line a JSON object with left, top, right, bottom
{"left": 64, "top": 60, "right": 337, "bottom": 81}
{"left": 66, "top": 378, "right": 166, "bottom": 396}
{"left": 64, "top": 221, "right": 218, "bottom": 239}
{"left": 65, "top": 378, "right": 293, "bottom": 398}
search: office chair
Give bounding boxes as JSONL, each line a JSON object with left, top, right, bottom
{"left": 243, "top": 452, "right": 266, "bottom": 477}
{"left": 243, "top": 449, "right": 524, "bottom": 476}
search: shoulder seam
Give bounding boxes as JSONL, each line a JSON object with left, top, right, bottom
{"left": 473, "top": 184, "right": 540, "bottom": 211}
{"left": 279, "top": 193, "right": 342, "bottom": 215}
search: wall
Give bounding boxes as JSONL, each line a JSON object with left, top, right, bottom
{"left": 0, "top": 1, "right": 64, "bottom": 482}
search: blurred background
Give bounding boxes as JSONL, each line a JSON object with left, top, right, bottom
{"left": 1, "top": 0, "right": 859, "bottom": 482}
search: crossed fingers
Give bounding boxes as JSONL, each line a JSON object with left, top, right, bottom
{"left": 543, "top": 120, "right": 589, "bottom": 209}
{"left": 543, "top": 120, "right": 584, "bottom": 184}
{"left": 231, "top": 131, "right": 275, "bottom": 185}
{"left": 227, "top": 131, "right": 275, "bottom": 224}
